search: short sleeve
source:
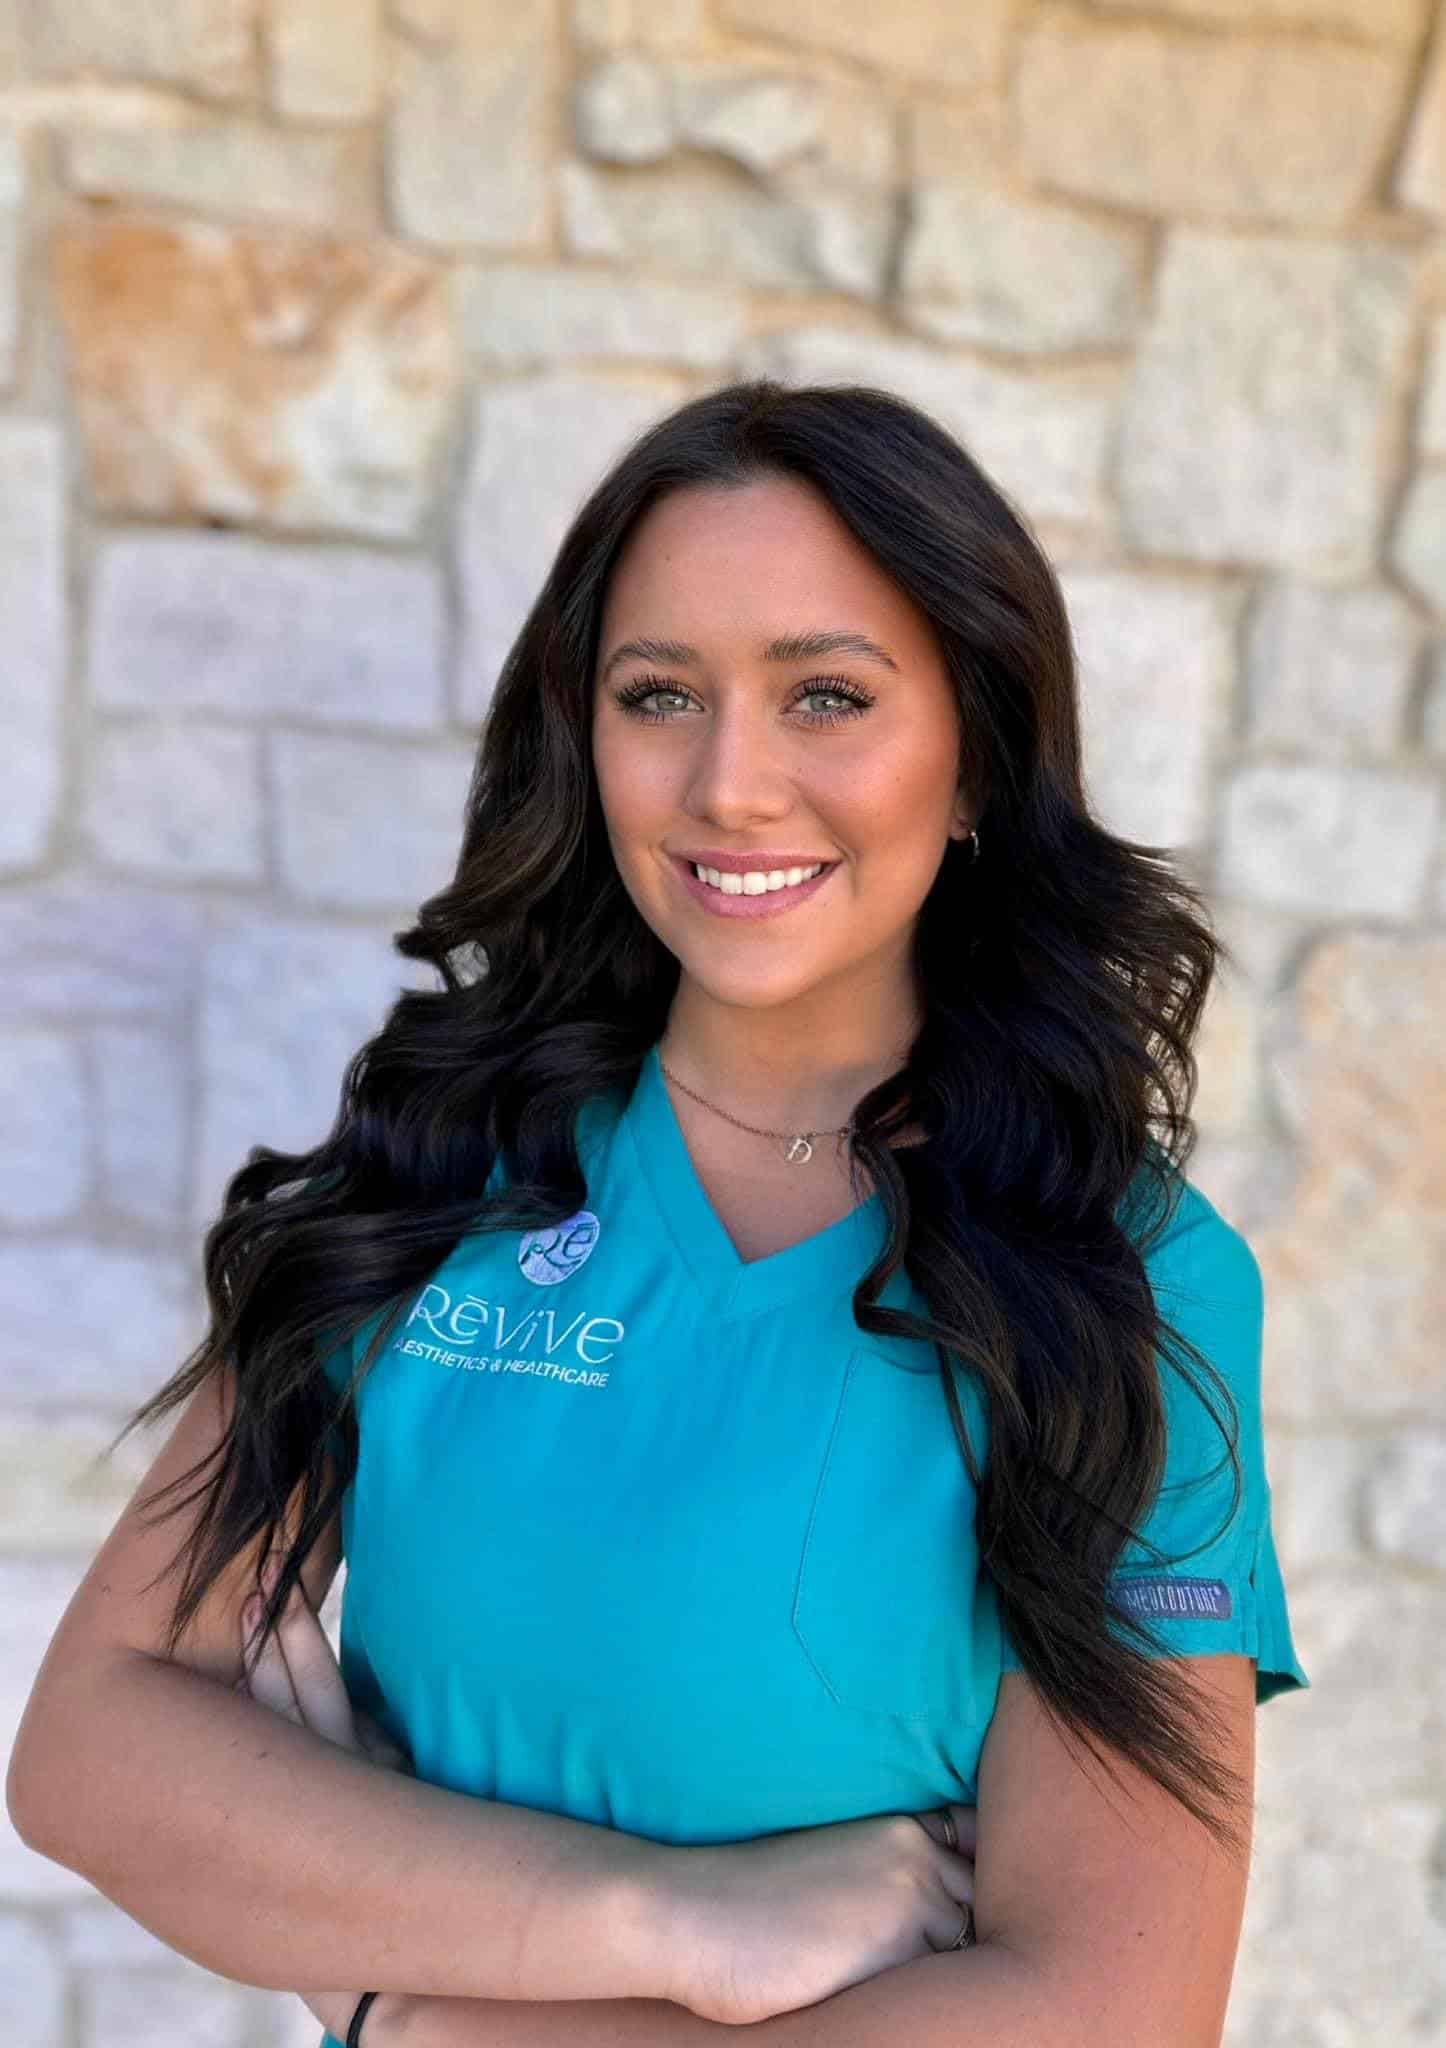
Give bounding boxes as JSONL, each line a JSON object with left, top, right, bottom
{"left": 1000, "top": 1182, "right": 1310, "bottom": 1705}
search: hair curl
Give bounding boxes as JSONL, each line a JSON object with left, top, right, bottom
{"left": 110, "top": 377, "right": 1250, "bottom": 1865}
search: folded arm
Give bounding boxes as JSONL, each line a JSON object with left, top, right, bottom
{"left": 375, "top": 1654, "right": 1258, "bottom": 2048}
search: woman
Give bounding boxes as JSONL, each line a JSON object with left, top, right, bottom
{"left": 12, "top": 379, "right": 1309, "bottom": 2047}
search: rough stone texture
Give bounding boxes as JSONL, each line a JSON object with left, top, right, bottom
{"left": 1389, "top": 468, "right": 1446, "bottom": 614}
{"left": 456, "top": 373, "right": 678, "bottom": 721}
{"left": 1270, "top": 1430, "right": 1368, "bottom": 1575}
{"left": 456, "top": 262, "right": 745, "bottom": 368}
{"left": 20, "top": 0, "right": 257, "bottom": 100}
{"left": 389, "top": 0, "right": 550, "bottom": 249}
{"left": 0, "top": 878, "right": 202, "bottom": 1020}
{"left": 267, "top": 0, "right": 382, "bottom": 121}
{"left": 1088, "top": 0, "right": 1429, "bottom": 38}
{"left": 0, "top": 1412, "right": 161, "bottom": 1551}
{"left": 1118, "top": 233, "right": 1416, "bottom": 575}
{"left": 0, "top": 1244, "right": 198, "bottom": 1409}
{"left": 1395, "top": 16, "right": 1446, "bottom": 220}
{"left": 1226, "top": 1783, "right": 1446, "bottom": 2042}
{"left": 573, "top": 0, "right": 705, "bottom": 47}
{"left": 578, "top": 56, "right": 896, "bottom": 184}
{"left": 898, "top": 182, "right": 1145, "bottom": 352}
{"left": 62, "top": 115, "right": 373, "bottom": 230}
{"left": 1191, "top": 958, "right": 1259, "bottom": 1139}
{"left": 1219, "top": 762, "right": 1440, "bottom": 919}
{"left": 908, "top": 95, "right": 1009, "bottom": 184}
{"left": 718, "top": 0, "right": 1010, "bottom": 91}
{"left": 737, "top": 324, "right": 1119, "bottom": 529}
{"left": 196, "top": 912, "right": 433, "bottom": 1223}
{"left": 1426, "top": 644, "right": 1446, "bottom": 757}
{"left": 1016, "top": 13, "right": 1408, "bottom": 226}
{"left": 561, "top": 156, "right": 893, "bottom": 298}
{"left": 92, "top": 1022, "right": 189, "bottom": 1226}
{"left": 1058, "top": 568, "right": 1238, "bottom": 849}
{"left": 1363, "top": 1432, "right": 1446, "bottom": 1569}
{"left": 0, "top": 1913, "right": 64, "bottom": 2046}
{"left": 0, "top": 421, "right": 64, "bottom": 874}
{"left": 75, "top": 1966, "right": 253, "bottom": 2045}
{"left": 704, "top": 66, "right": 896, "bottom": 186}
{"left": 0, "top": 1030, "right": 89, "bottom": 1225}
{"left": 52, "top": 219, "right": 460, "bottom": 539}
{"left": 574, "top": 52, "right": 675, "bottom": 162}
{"left": 89, "top": 534, "right": 447, "bottom": 729}
{"left": 1418, "top": 315, "right": 1446, "bottom": 455}
{"left": 1243, "top": 580, "right": 1421, "bottom": 757}
{"left": 272, "top": 731, "right": 476, "bottom": 909}
{"left": 1256, "top": 935, "right": 1446, "bottom": 1421}
{"left": 0, "top": 123, "right": 22, "bottom": 387}
{"left": 83, "top": 720, "right": 264, "bottom": 882}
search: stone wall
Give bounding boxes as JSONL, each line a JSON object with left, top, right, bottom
{"left": 1, "top": 1, "right": 1443, "bottom": 2042}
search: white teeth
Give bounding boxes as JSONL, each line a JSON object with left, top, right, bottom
{"left": 692, "top": 861, "right": 825, "bottom": 895}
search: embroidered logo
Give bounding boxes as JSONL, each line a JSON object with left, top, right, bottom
{"left": 1109, "top": 1575, "right": 1233, "bottom": 1621}
{"left": 518, "top": 1209, "right": 600, "bottom": 1286}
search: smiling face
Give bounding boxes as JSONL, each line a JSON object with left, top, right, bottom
{"left": 590, "top": 473, "right": 973, "bottom": 1042}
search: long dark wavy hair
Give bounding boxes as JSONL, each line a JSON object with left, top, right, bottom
{"left": 108, "top": 376, "right": 1251, "bottom": 1865}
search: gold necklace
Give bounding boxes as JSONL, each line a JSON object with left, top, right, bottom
{"left": 658, "top": 1056, "right": 856, "bottom": 1166}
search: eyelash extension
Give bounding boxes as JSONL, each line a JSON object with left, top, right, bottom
{"left": 611, "top": 672, "right": 876, "bottom": 728}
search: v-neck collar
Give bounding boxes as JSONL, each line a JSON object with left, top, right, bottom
{"left": 620, "top": 1040, "right": 887, "bottom": 1324}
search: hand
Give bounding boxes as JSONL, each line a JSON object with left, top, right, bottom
{"left": 235, "top": 1559, "right": 412, "bottom": 2045}
{"left": 663, "top": 1802, "right": 979, "bottom": 2027}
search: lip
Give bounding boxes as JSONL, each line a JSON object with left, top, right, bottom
{"left": 670, "top": 852, "right": 839, "bottom": 920}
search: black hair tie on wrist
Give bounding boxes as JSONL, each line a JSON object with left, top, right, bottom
{"left": 346, "top": 1991, "right": 379, "bottom": 2046}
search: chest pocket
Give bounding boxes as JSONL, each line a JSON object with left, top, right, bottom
{"left": 790, "top": 1346, "right": 984, "bottom": 1721}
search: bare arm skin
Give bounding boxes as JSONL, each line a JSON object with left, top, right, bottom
{"left": 5, "top": 1368, "right": 669, "bottom": 2003}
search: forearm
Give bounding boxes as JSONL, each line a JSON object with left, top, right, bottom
{"left": 385, "top": 1944, "right": 1068, "bottom": 2048}
{"left": 9, "top": 1650, "right": 666, "bottom": 2004}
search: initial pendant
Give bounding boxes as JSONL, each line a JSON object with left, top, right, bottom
{"left": 784, "top": 1134, "right": 814, "bottom": 1164}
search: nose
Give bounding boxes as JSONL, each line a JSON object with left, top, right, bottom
{"left": 682, "top": 696, "right": 794, "bottom": 825}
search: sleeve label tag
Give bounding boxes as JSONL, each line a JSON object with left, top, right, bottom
{"left": 1110, "top": 1574, "right": 1233, "bottom": 1621}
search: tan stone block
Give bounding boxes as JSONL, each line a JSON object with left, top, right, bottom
{"left": 1244, "top": 580, "right": 1420, "bottom": 758}
{"left": 1194, "top": 966, "right": 1259, "bottom": 1139}
{"left": 267, "top": 0, "right": 381, "bottom": 121}
{"left": 1256, "top": 933, "right": 1446, "bottom": 1419}
{"left": 1089, "top": 0, "right": 1429, "bottom": 39}
{"left": 1227, "top": 1790, "right": 1446, "bottom": 2041}
{"left": 1389, "top": 468, "right": 1446, "bottom": 615}
{"left": 388, "top": 0, "right": 551, "bottom": 250}
{"left": 573, "top": 0, "right": 707, "bottom": 49}
{"left": 1017, "top": 11, "right": 1408, "bottom": 225}
{"left": 1119, "top": 234, "right": 1415, "bottom": 575}
{"left": 24, "top": 0, "right": 256, "bottom": 101}
{"left": 1395, "top": 14, "right": 1446, "bottom": 220}
{"left": 737, "top": 323, "right": 1119, "bottom": 529}
{"left": 717, "top": 0, "right": 1010, "bottom": 92}
{"left": 898, "top": 181, "right": 1145, "bottom": 352}
{"left": 0, "top": 1413, "right": 162, "bottom": 1549}
{"left": 51, "top": 218, "right": 460, "bottom": 538}
{"left": 62, "top": 114, "right": 373, "bottom": 231}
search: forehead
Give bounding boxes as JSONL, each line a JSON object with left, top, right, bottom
{"left": 596, "top": 476, "right": 940, "bottom": 668}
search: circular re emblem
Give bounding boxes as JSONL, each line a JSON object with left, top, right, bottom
{"left": 518, "top": 1209, "right": 600, "bottom": 1286}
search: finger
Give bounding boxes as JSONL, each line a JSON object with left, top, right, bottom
{"left": 948, "top": 1804, "right": 979, "bottom": 1856}
{"left": 242, "top": 1598, "right": 307, "bottom": 1728}
{"left": 268, "top": 1578, "right": 357, "bottom": 1750}
{"left": 923, "top": 1885, "right": 975, "bottom": 1953}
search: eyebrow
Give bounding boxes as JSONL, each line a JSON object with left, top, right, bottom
{"left": 599, "top": 629, "right": 901, "bottom": 682}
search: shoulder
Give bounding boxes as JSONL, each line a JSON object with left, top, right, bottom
{"left": 1128, "top": 1172, "right": 1264, "bottom": 1328}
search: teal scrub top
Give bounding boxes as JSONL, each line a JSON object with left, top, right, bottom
{"left": 315, "top": 1041, "right": 1308, "bottom": 2044}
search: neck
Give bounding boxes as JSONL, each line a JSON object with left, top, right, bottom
{"left": 656, "top": 989, "right": 918, "bottom": 1134}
